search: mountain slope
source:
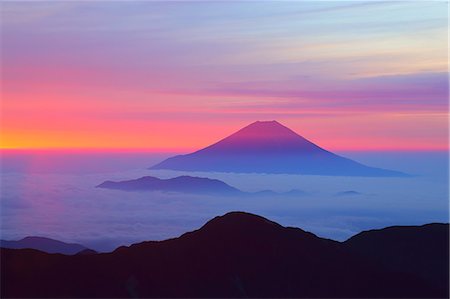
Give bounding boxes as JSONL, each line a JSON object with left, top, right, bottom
{"left": 0, "top": 236, "right": 88, "bottom": 255}
{"left": 96, "top": 175, "right": 243, "bottom": 195}
{"left": 2, "top": 212, "right": 446, "bottom": 298}
{"left": 344, "top": 223, "right": 449, "bottom": 295}
{"left": 150, "top": 121, "right": 407, "bottom": 176}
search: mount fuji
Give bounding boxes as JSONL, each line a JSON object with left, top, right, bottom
{"left": 150, "top": 121, "right": 407, "bottom": 177}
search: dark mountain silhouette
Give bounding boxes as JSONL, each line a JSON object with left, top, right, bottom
{"left": 96, "top": 175, "right": 243, "bottom": 195}
{"left": 97, "top": 175, "right": 307, "bottom": 197}
{"left": 150, "top": 121, "right": 408, "bottom": 177}
{"left": 76, "top": 249, "right": 98, "bottom": 255}
{"left": 344, "top": 223, "right": 449, "bottom": 296}
{"left": 0, "top": 236, "right": 88, "bottom": 255}
{"left": 1, "top": 212, "right": 447, "bottom": 298}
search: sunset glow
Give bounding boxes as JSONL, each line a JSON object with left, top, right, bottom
{"left": 1, "top": 1, "right": 448, "bottom": 151}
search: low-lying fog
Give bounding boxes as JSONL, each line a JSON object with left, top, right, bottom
{"left": 1, "top": 150, "right": 448, "bottom": 252}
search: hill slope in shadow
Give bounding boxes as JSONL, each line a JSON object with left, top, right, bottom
{"left": 344, "top": 223, "right": 449, "bottom": 295}
{"left": 1, "top": 212, "right": 447, "bottom": 298}
{"left": 96, "top": 175, "right": 243, "bottom": 195}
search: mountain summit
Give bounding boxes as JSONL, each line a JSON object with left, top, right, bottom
{"left": 195, "top": 120, "right": 325, "bottom": 154}
{"left": 151, "top": 121, "right": 407, "bottom": 176}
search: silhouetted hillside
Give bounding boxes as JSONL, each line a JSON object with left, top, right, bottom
{"left": 97, "top": 175, "right": 308, "bottom": 197}
{"left": 151, "top": 121, "right": 408, "bottom": 177}
{"left": 0, "top": 236, "right": 88, "bottom": 255}
{"left": 1, "top": 212, "right": 447, "bottom": 298}
{"left": 76, "top": 249, "right": 98, "bottom": 255}
{"left": 344, "top": 223, "right": 449, "bottom": 296}
{"left": 96, "top": 175, "right": 243, "bottom": 195}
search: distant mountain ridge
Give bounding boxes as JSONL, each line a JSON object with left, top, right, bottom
{"left": 1, "top": 212, "right": 447, "bottom": 298}
{"left": 96, "top": 175, "right": 242, "bottom": 195}
{"left": 0, "top": 236, "right": 88, "bottom": 255}
{"left": 97, "top": 175, "right": 308, "bottom": 197}
{"left": 150, "top": 121, "right": 408, "bottom": 177}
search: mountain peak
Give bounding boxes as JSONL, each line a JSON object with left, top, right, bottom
{"left": 231, "top": 120, "right": 301, "bottom": 140}
{"left": 250, "top": 120, "right": 281, "bottom": 126}
{"left": 202, "top": 211, "right": 281, "bottom": 230}
{"left": 150, "top": 121, "right": 408, "bottom": 177}
{"left": 200, "top": 120, "right": 320, "bottom": 155}
{"left": 184, "top": 211, "right": 314, "bottom": 243}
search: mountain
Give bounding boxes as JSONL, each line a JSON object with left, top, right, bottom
{"left": 96, "top": 175, "right": 307, "bottom": 197}
{"left": 96, "top": 175, "right": 243, "bottom": 195}
{"left": 150, "top": 121, "right": 407, "bottom": 176}
{"left": 76, "top": 249, "right": 98, "bottom": 255}
{"left": 1, "top": 212, "right": 447, "bottom": 298}
{"left": 344, "top": 223, "right": 449, "bottom": 295}
{"left": 0, "top": 236, "right": 88, "bottom": 255}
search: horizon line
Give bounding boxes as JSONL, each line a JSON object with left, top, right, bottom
{"left": 1, "top": 147, "right": 449, "bottom": 153}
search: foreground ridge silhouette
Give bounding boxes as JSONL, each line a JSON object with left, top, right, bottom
{"left": 150, "top": 121, "right": 408, "bottom": 176}
{"left": 1, "top": 212, "right": 448, "bottom": 298}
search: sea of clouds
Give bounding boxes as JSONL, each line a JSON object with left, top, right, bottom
{"left": 1, "top": 151, "right": 448, "bottom": 251}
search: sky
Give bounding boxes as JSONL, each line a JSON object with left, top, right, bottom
{"left": 1, "top": 1, "right": 448, "bottom": 151}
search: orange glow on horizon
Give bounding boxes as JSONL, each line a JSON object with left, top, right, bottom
{"left": 1, "top": 1, "right": 447, "bottom": 153}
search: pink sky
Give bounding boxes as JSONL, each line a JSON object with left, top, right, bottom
{"left": 1, "top": 1, "right": 448, "bottom": 151}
